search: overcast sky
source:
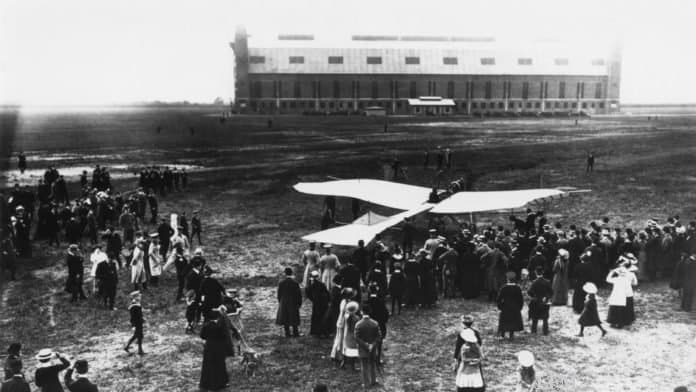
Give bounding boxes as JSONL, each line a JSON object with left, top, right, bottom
{"left": 1, "top": 0, "right": 695, "bottom": 105}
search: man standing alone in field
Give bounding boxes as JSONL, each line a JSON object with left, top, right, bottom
{"left": 276, "top": 267, "right": 302, "bottom": 338}
{"left": 586, "top": 151, "right": 595, "bottom": 173}
{"left": 191, "top": 211, "right": 202, "bottom": 245}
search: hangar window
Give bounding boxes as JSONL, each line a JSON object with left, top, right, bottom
{"left": 535, "top": 102, "right": 541, "bottom": 108}
{"left": 353, "top": 80, "right": 360, "bottom": 98}
{"left": 555, "top": 58, "right": 569, "bottom": 66}
{"left": 443, "top": 57, "right": 458, "bottom": 65}
{"left": 427, "top": 81, "right": 437, "bottom": 96}
{"left": 328, "top": 56, "right": 344, "bottom": 64}
{"left": 526, "top": 102, "right": 532, "bottom": 109}
{"left": 558, "top": 82, "right": 566, "bottom": 99}
{"left": 582, "top": 102, "right": 587, "bottom": 109}
{"left": 594, "top": 83, "right": 602, "bottom": 99}
{"left": 592, "top": 58, "right": 605, "bottom": 66}
{"left": 480, "top": 102, "right": 486, "bottom": 109}
{"left": 289, "top": 56, "right": 305, "bottom": 64}
{"left": 554, "top": 102, "right": 560, "bottom": 108}
{"left": 405, "top": 57, "right": 420, "bottom": 65}
{"left": 572, "top": 102, "right": 577, "bottom": 108}
{"left": 391, "top": 80, "right": 400, "bottom": 99}
{"left": 290, "top": 101, "right": 296, "bottom": 109}
{"left": 518, "top": 58, "right": 533, "bottom": 65}
{"left": 249, "top": 56, "right": 265, "bottom": 64}
{"left": 367, "top": 56, "right": 382, "bottom": 64}
{"left": 599, "top": 102, "right": 605, "bottom": 109}
{"left": 564, "top": 102, "right": 569, "bottom": 109}
{"left": 484, "top": 81, "right": 492, "bottom": 99}
{"left": 498, "top": 102, "right": 504, "bottom": 109}
{"left": 472, "top": 102, "right": 477, "bottom": 109}
{"left": 480, "top": 57, "right": 495, "bottom": 65}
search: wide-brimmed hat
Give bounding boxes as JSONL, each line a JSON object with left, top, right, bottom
{"left": 517, "top": 351, "right": 535, "bottom": 367}
{"left": 36, "top": 349, "right": 54, "bottom": 362}
{"left": 392, "top": 253, "right": 404, "bottom": 261}
{"left": 322, "top": 243, "right": 332, "bottom": 249}
{"left": 194, "top": 247, "right": 204, "bottom": 255}
{"left": 346, "top": 301, "right": 359, "bottom": 314}
{"left": 130, "top": 290, "right": 141, "bottom": 300}
{"left": 461, "top": 315, "right": 474, "bottom": 325}
{"left": 558, "top": 249, "right": 569, "bottom": 259}
{"left": 428, "top": 229, "right": 437, "bottom": 234}
{"left": 583, "top": 282, "right": 598, "bottom": 294}
{"left": 460, "top": 328, "right": 477, "bottom": 343}
{"left": 310, "top": 270, "right": 320, "bottom": 278}
{"left": 68, "top": 244, "right": 79, "bottom": 251}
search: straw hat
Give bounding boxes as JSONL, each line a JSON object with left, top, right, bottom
{"left": 322, "top": 243, "right": 332, "bottom": 249}
{"left": 558, "top": 249, "right": 569, "bottom": 259}
{"left": 517, "top": 350, "right": 535, "bottom": 367}
{"left": 582, "top": 282, "right": 598, "bottom": 294}
{"left": 310, "top": 270, "right": 320, "bottom": 278}
{"left": 36, "top": 349, "right": 54, "bottom": 362}
{"left": 346, "top": 301, "right": 359, "bottom": 314}
{"left": 194, "top": 247, "right": 204, "bottom": 256}
{"left": 392, "top": 253, "right": 404, "bottom": 261}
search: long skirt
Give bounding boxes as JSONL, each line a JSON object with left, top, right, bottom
{"left": 607, "top": 297, "right": 634, "bottom": 326}
{"left": 571, "top": 288, "right": 585, "bottom": 313}
{"left": 456, "top": 363, "right": 485, "bottom": 391}
{"left": 200, "top": 343, "right": 229, "bottom": 390}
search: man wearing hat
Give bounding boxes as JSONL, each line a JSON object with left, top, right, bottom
{"left": 95, "top": 249, "right": 118, "bottom": 310}
{"left": 305, "top": 270, "right": 330, "bottom": 338}
{"left": 34, "top": 349, "right": 70, "bottom": 392}
{"left": 276, "top": 267, "right": 302, "bottom": 338}
{"left": 319, "top": 244, "right": 341, "bottom": 292}
{"left": 156, "top": 218, "right": 173, "bottom": 258}
{"left": 179, "top": 212, "right": 189, "bottom": 240}
{"left": 185, "top": 258, "right": 204, "bottom": 322}
{"left": 191, "top": 210, "right": 202, "bottom": 245}
{"left": 354, "top": 306, "right": 382, "bottom": 389}
{"left": 301, "top": 241, "right": 321, "bottom": 288}
{"left": 527, "top": 266, "right": 553, "bottom": 335}
{"left": 1, "top": 356, "right": 29, "bottom": 392}
{"left": 124, "top": 291, "right": 145, "bottom": 355}
{"left": 496, "top": 271, "right": 524, "bottom": 341}
{"left": 338, "top": 257, "right": 361, "bottom": 298}
{"left": 64, "top": 359, "right": 98, "bottom": 392}
{"left": 66, "top": 244, "right": 87, "bottom": 303}
{"left": 350, "top": 240, "right": 369, "bottom": 284}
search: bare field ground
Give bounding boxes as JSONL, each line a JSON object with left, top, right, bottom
{"left": 1, "top": 108, "right": 696, "bottom": 391}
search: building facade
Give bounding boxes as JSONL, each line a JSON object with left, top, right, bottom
{"left": 231, "top": 26, "right": 621, "bottom": 115}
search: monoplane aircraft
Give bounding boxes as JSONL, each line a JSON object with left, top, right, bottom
{"left": 294, "top": 178, "right": 587, "bottom": 246}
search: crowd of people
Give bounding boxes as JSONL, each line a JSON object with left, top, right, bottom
{"left": 274, "top": 208, "right": 696, "bottom": 390}
{"left": 3, "top": 156, "right": 696, "bottom": 391}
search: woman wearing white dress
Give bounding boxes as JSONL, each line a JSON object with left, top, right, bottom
{"left": 330, "top": 289, "right": 354, "bottom": 364}
{"left": 606, "top": 263, "right": 638, "bottom": 328}
{"left": 455, "top": 329, "right": 485, "bottom": 392}
{"left": 130, "top": 240, "right": 148, "bottom": 290}
{"left": 148, "top": 235, "right": 163, "bottom": 286}
{"left": 301, "top": 241, "right": 321, "bottom": 288}
{"left": 340, "top": 301, "right": 360, "bottom": 370}
{"left": 320, "top": 244, "right": 341, "bottom": 291}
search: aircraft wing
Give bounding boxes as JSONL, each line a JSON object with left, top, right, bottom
{"left": 294, "top": 179, "right": 432, "bottom": 211}
{"left": 429, "top": 189, "right": 567, "bottom": 214}
{"left": 302, "top": 203, "right": 434, "bottom": 246}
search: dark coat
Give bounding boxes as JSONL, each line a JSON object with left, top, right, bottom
{"left": 65, "top": 253, "right": 84, "bottom": 294}
{"left": 275, "top": 277, "right": 302, "bottom": 326}
{"left": 404, "top": 260, "right": 421, "bottom": 306}
{"left": 339, "top": 264, "right": 361, "bottom": 293}
{"left": 459, "top": 249, "right": 481, "bottom": 299}
{"left": 95, "top": 261, "right": 118, "bottom": 295}
{"left": 184, "top": 269, "right": 203, "bottom": 296}
{"left": 199, "top": 277, "right": 225, "bottom": 314}
{"left": 420, "top": 259, "right": 438, "bottom": 305}
{"left": 367, "top": 295, "right": 389, "bottom": 327}
{"left": 527, "top": 277, "right": 553, "bottom": 320}
{"left": 496, "top": 284, "right": 524, "bottom": 332}
{"left": 578, "top": 295, "right": 602, "bottom": 326}
{"left": 388, "top": 268, "right": 405, "bottom": 297}
{"left": 199, "top": 319, "right": 229, "bottom": 390}
{"left": 306, "top": 280, "right": 330, "bottom": 336}
{"left": 366, "top": 267, "right": 388, "bottom": 297}
{"left": 64, "top": 369, "right": 99, "bottom": 392}
{"left": 1, "top": 376, "right": 31, "bottom": 392}
{"left": 354, "top": 317, "right": 381, "bottom": 358}
{"left": 324, "top": 285, "right": 342, "bottom": 335}
{"left": 35, "top": 356, "right": 70, "bottom": 392}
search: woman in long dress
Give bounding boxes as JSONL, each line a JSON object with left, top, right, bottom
{"left": 606, "top": 264, "right": 638, "bottom": 328}
{"left": 130, "top": 241, "right": 147, "bottom": 290}
{"left": 577, "top": 282, "right": 607, "bottom": 337}
{"left": 571, "top": 253, "right": 594, "bottom": 313}
{"left": 340, "top": 301, "right": 360, "bottom": 370}
{"left": 148, "top": 238, "right": 163, "bottom": 286}
{"left": 496, "top": 272, "right": 524, "bottom": 340}
{"left": 454, "top": 329, "right": 485, "bottom": 392}
{"left": 301, "top": 241, "right": 321, "bottom": 288}
{"left": 329, "top": 288, "right": 354, "bottom": 364}
{"left": 404, "top": 256, "right": 422, "bottom": 308}
{"left": 319, "top": 245, "right": 341, "bottom": 291}
{"left": 551, "top": 249, "right": 570, "bottom": 306}
{"left": 199, "top": 308, "right": 230, "bottom": 391}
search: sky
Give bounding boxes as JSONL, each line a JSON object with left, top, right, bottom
{"left": 1, "top": 0, "right": 695, "bottom": 106}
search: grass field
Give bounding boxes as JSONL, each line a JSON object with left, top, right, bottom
{"left": 1, "top": 108, "right": 696, "bottom": 392}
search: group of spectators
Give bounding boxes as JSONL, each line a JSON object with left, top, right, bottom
{"left": 138, "top": 166, "right": 188, "bottom": 196}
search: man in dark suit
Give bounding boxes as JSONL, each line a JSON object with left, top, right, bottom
{"left": 185, "top": 259, "right": 203, "bottom": 322}
{"left": 338, "top": 259, "right": 361, "bottom": 298}
{"left": 66, "top": 244, "right": 87, "bottom": 303}
{"left": 124, "top": 291, "right": 145, "bottom": 355}
{"left": 1, "top": 359, "right": 29, "bottom": 392}
{"left": 64, "top": 360, "right": 98, "bottom": 392}
{"left": 275, "top": 267, "right": 302, "bottom": 338}
{"left": 354, "top": 307, "right": 381, "bottom": 388}
{"left": 527, "top": 266, "right": 554, "bottom": 335}
{"left": 156, "top": 219, "right": 173, "bottom": 258}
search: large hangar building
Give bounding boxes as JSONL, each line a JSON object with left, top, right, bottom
{"left": 231, "top": 26, "right": 621, "bottom": 115}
